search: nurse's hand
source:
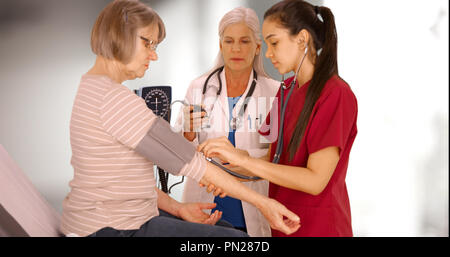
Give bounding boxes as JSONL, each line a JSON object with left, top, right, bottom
{"left": 257, "top": 198, "right": 301, "bottom": 235}
{"left": 198, "top": 137, "right": 249, "bottom": 167}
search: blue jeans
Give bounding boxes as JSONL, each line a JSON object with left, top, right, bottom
{"left": 88, "top": 209, "right": 249, "bottom": 237}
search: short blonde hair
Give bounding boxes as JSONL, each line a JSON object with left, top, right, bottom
{"left": 91, "top": 0, "right": 166, "bottom": 64}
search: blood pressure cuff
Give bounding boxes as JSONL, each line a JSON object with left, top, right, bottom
{"left": 135, "top": 117, "right": 206, "bottom": 182}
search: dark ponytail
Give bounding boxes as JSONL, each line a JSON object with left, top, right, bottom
{"left": 264, "top": 0, "right": 338, "bottom": 161}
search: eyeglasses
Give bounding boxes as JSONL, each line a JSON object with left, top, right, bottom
{"left": 139, "top": 36, "right": 158, "bottom": 51}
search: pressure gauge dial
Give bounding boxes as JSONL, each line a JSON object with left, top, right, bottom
{"left": 139, "top": 86, "right": 172, "bottom": 122}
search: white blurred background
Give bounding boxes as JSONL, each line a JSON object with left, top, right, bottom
{"left": 0, "top": 0, "right": 447, "bottom": 236}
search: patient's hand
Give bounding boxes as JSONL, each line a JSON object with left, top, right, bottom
{"left": 178, "top": 202, "right": 222, "bottom": 225}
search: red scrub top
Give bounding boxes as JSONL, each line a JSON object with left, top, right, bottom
{"left": 259, "top": 75, "right": 358, "bottom": 237}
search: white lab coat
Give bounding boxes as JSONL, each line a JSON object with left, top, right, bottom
{"left": 175, "top": 70, "right": 280, "bottom": 237}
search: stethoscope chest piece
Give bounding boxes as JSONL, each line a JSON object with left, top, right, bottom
{"left": 229, "top": 117, "right": 243, "bottom": 131}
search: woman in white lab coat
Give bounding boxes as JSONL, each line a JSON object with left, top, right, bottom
{"left": 176, "top": 7, "right": 279, "bottom": 237}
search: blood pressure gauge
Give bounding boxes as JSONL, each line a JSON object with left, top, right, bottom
{"left": 137, "top": 86, "right": 172, "bottom": 122}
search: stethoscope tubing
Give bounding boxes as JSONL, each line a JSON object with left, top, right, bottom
{"left": 272, "top": 47, "right": 308, "bottom": 164}
{"left": 272, "top": 81, "right": 295, "bottom": 164}
{"left": 206, "top": 157, "right": 261, "bottom": 180}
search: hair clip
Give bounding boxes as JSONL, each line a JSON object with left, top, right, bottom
{"left": 315, "top": 6, "right": 324, "bottom": 23}
{"left": 317, "top": 48, "right": 323, "bottom": 56}
{"left": 317, "top": 13, "right": 324, "bottom": 23}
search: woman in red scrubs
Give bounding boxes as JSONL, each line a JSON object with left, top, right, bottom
{"left": 198, "top": 0, "right": 358, "bottom": 237}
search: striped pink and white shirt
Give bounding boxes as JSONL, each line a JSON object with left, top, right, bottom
{"left": 61, "top": 74, "right": 206, "bottom": 236}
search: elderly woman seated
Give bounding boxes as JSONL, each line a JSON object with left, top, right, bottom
{"left": 60, "top": 0, "right": 300, "bottom": 237}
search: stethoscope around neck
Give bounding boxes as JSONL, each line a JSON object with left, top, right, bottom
{"left": 202, "top": 66, "right": 258, "bottom": 131}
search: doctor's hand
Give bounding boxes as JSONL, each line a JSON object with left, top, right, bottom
{"left": 178, "top": 202, "right": 222, "bottom": 225}
{"left": 198, "top": 137, "right": 249, "bottom": 167}
{"left": 183, "top": 104, "right": 208, "bottom": 132}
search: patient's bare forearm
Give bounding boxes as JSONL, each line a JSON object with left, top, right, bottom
{"left": 156, "top": 188, "right": 181, "bottom": 217}
{"left": 224, "top": 151, "right": 270, "bottom": 180}
{"left": 220, "top": 148, "right": 269, "bottom": 182}
{"left": 224, "top": 165, "right": 262, "bottom": 182}
{"left": 259, "top": 152, "right": 270, "bottom": 162}
{"left": 200, "top": 162, "right": 265, "bottom": 208}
